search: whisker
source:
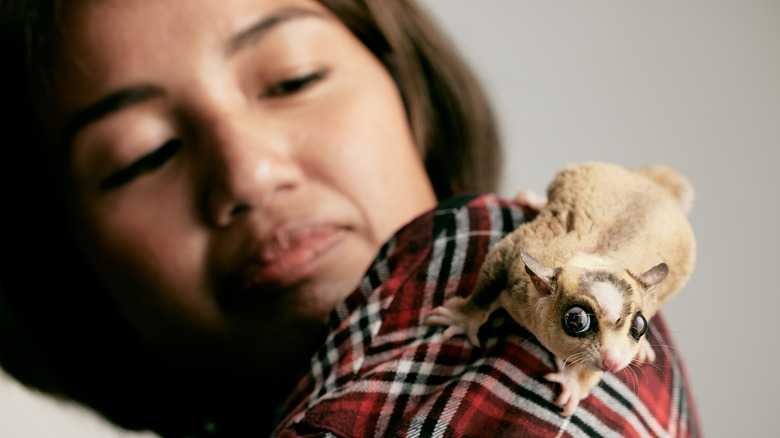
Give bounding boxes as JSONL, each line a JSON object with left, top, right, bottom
{"left": 626, "top": 364, "right": 644, "bottom": 392}
{"left": 536, "top": 307, "right": 557, "bottom": 327}
{"left": 507, "top": 334, "right": 537, "bottom": 355}
{"left": 560, "top": 351, "right": 590, "bottom": 372}
{"left": 643, "top": 361, "right": 665, "bottom": 376}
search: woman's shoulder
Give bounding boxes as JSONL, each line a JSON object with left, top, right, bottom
{"left": 273, "top": 193, "right": 699, "bottom": 437}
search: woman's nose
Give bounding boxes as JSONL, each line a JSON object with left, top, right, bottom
{"left": 200, "top": 115, "right": 303, "bottom": 227}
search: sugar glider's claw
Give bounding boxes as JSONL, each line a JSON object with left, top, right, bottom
{"left": 560, "top": 395, "right": 581, "bottom": 417}
{"left": 464, "top": 328, "right": 482, "bottom": 348}
{"left": 427, "top": 297, "right": 483, "bottom": 348}
{"left": 425, "top": 310, "right": 456, "bottom": 328}
{"left": 544, "top": 369, "right": 587, "bottom": 417}
{"left": 633, "top": 337, "right": 656, "bottom": 364}
{"left": 441, "top": 326, "right": 464, "bottom": 344}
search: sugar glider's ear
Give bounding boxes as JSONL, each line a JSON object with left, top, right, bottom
{"left": 520, "top": 250, "right": 555, "bottom": 295}
{"left": 634, "top": 263, "right": 669, "bottom": 292}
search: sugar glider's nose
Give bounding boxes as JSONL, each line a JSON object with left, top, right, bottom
{"left": 599, "top": 349, "right": 625, "bottom": 372}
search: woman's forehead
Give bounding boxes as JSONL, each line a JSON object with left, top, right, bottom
{"left": 47, "top": 0, "right": 334, "bottom": 139}
{"left": 58, "top": 0, "right": 330, "bottom": 87}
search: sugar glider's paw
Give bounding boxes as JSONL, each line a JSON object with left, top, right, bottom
{"left": 514, "top": 189, "right": 548, "bottom": 212}
{"left": 633, "top": 337, "right": 656, "bottom": 364}
{"left": 427, "top": 296, "right": 484, "bottom": 348}
{"left": 544, "top": 358, "right": 600, "bottom": 417}
{"left": 545, "top": 372, "right": 587, "bottom": 416}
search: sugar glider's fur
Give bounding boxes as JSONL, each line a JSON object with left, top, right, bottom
{"left": 427, "top": 162, "right": 696, "bottom": 416}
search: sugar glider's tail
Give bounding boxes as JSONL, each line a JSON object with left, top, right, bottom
{"left": 634, "top": 165, "right": 694, "bottom": 214}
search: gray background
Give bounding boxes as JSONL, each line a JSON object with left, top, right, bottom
{"left": 420, "top": 1, "right": 780, "bottom": 437}
{"left": 1, "top": 1, "right": 779, "bottom": 436}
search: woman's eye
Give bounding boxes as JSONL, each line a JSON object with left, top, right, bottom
{"left": 100, "top": 139, "right": 183, "bottom": 190}
{"left": 260, "top": 69, "right": 329, "bottom": 99}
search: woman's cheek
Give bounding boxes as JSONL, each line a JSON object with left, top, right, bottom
{"left": 74, "top": 180, "right": 223, "bottom": 343}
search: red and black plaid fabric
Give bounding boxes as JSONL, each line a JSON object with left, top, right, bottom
{"left": 273, "top": 194, "right": 700, "bottom": 438}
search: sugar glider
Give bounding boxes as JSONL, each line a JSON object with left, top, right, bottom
{"left": 427, "top": 162, "right": 696, "bottom": 416}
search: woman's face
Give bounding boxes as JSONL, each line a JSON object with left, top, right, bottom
{"left": 49, "top": 0, "right": 437, "bottom": 383}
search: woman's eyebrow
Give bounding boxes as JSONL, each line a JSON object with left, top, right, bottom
{"left": 225, "top": 7, "right": 328, "bottom": 58}
{"left": 61, "top": 85, "right": 163, "bottom": 147}
{"left": 60, "top": 8, "right": 326, "bottom": 148}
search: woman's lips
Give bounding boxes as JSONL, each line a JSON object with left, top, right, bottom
{"left": 237, "top": 220, "right": 348, "bottom": 293}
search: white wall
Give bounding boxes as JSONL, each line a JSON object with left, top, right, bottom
{"left": 418, "top": 1, "right": 780, "bottom": 436}
{"left": 1, "top": 1, "right": 778, "bottom": 436}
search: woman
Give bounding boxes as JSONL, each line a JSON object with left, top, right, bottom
{"left": 0, "top": 0, "right": 699, "bottom": 436}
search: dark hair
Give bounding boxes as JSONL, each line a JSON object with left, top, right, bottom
{"left": 0, "top": 0, "right": 501, "bottom": 436}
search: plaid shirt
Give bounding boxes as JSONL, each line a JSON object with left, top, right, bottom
{"left": 273, "top": 195, "right": 700, "bottom": 438}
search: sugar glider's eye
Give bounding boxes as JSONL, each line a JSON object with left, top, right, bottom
{"left": 563, "top": 306, "right": 592, "bottom": 336}
{"left": 630, "top": 313, "right": 648, "bottom": 340}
